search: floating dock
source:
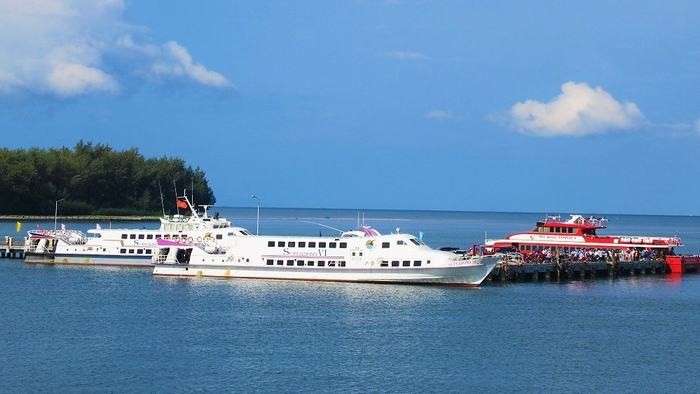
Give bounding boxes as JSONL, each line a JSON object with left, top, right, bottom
{"left": 665, "top": 255, "right": 700, "bottom": 274}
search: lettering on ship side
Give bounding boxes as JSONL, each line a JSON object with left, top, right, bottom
{"left": 281, "top": 248, "right": 328, "bottom": 257}
{"left": 525, "top": 235, "right": 579, "bottom": 241}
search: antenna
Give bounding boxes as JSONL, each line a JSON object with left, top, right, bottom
{"left": 191, "top": 178, "right": 195, "bottom": 207}
{"left": 158, "top": 180, "right": 165, "bottom": 217}
{"left": 300, "top": 220, "right": 343, "bottom": 234}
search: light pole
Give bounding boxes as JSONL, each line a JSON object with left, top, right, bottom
{"left": 251, "top": 194, "right": 260, "bottom": 235}
{"left": 54, "top": 198, "right": 64, "bottom": 231}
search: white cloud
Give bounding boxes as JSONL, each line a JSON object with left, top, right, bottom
{"left": 425, "top": 110, "right": 452, "bottom": 120}
{"left": 152, "top": 42, "right": 230, "bottom": 88}
{"left": 510, "top": 81, "right": 644, "bottom": 137}
{"left": 48, "top": 63, "right": 118, "bottom": 96}
{"left": 386, "top": 51, "right": 428, "bottom": 61}
{"left": 0, "top": 0, "right": 231, "bottom": 97}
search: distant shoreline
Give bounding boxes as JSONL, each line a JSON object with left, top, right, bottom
{"left": 0, "top": 215, "right": 159, "bottom": 222}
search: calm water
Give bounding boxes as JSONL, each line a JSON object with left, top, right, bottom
{"left": 2, "top": 210, "right": 700, "bottom": 392}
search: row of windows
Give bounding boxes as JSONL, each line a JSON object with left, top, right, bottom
{"left": 119, "top": 248, "right": 153, "bottom": 255}
{"left": 265, "top": 259, "right": 347, "bottom": 267}
{"left": 535, "top": 227, "right": 575, "bottom": 234}
{"left": 379, "top": 260, "right": 425, "bottom": 267}
{"left": 120, "top": 233, "right": 225, "bottom": 240}
{"left": 381, "top": 239, "right": 421, "bottom": 248}
{"left": 161, "top": 223, "right": 234, "bottom": 232}
{"left": 267, "top": 240, "right": 347, "bottom": 249}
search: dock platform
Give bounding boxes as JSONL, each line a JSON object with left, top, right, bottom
{"left": 1, "top": 237, "right": 25, "bottom": 259}
{"left": 488, "top": 259, "right": 668, "bottom": 282}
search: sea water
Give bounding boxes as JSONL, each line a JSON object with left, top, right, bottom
{"left": 1, "top": 209, "right": 699, "bottom": 392}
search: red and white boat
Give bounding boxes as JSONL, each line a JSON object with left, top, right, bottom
{"left": 485, "top": 214, "right": 681, "bottom": 256}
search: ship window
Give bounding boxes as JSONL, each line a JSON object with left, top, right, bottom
{"left": 339, "top": 242, "right": 347, "bottom": 248}
{"left": 328, "top": 261, "right": 336, "bottom": 267}
{"left": 391, "top": 261, "right": 399, "bottom": 267}
{"left": 137, "top": 249, "right": 143, "bottom": 254}
{"left": 299, "top": 241, "right": 306, "bottom": 248}
{"left": 216, "top": 234, "right": 223, "bottom": 240}
{"left": 329, "top": 242, "right": 336, "bottom": 248}
{"left": 266, "top": 259, "right": 273, "bottom": 265}
{"left": 268, "top": 241, "right": 275, "bottom": 247}
{"left": 359, "top": 252, "right": 363, "bottom": 256}
{"left": 130, "top": 234, "right": 136, "bottom": 239}
{"left": 381, "top": 260, "right": 389, "bottom": 267}
{"left": 138, "top": 234, "right": 145, "bottom": 239}
{"left": 128, "top": 249, "right": 135, "bottom": 254}
{"left": 147, "top": 234, "right": 153, "bottom": 239}
{"left": 414, "top": 261, "right": 422, "bottom": 267}
{"left": 308, "top": 261, "right": 314, "bottom": 266}
{"left": 120, "top": 248, "right": 126, "bottom": 253}
{"left": 318, "top": 261, "right": 325, "bottom": 267}
{"left": 352, "top": 252, "right": 356, "bottom": 256}
{"left": 278, "top": 241, "right": 285, "bottom": 247}
{"left": 410, "top": 239, "right": 421, "bottom": 245}
{"left": 163, "top": 235, "right": 170, "bottom": 239}
{"left": 319, "top": 242, "right": 327, "bottom": 248}
{"left": 555, "top": 228, "right": 561, "bottom": 233}
{"left": 121, "top": 234, "right": 128, "bottom": 239}
{"left": 145, "top": 249, "right": 152, "bottom": 254}
{"left": 155, "top": 235, "right": 162, "bottom": 239}
{"left": 296, "top": 260, "right": 304, "bottom": 266}
{"left": 427, "top": 260, "right": 431, "bottom": 264}
{"left": 548, "top": 227, "right": 554, "bottom": 233}
{"left": 403, "top": 260, "right": 410, "bottom": 267}
{"left": 382, "top": 242, "right": 390, "bottom": 248}
{"left": 276, "top": 260, "right": 283, "bottom": 265}
{"left": 339, "top": 261, "right": 346, "bottom": 267}
{"left": 288, "top": 241, "right": 296, "bottom": 247}
{"left": 308, "top": 242, "right": 316, "bottom": 248}
{"left": 286, "top": 260, "right": 294, "bottom": 266}
{"left": 397, "top": 240, "right": 405, "bottom": 245}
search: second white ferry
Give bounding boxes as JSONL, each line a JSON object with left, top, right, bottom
{"left": 24, "top": 196, "right": 251, "bottom": 266}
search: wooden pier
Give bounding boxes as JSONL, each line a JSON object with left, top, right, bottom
{"left": 488, "top": 259, "right": 668, "bottom": 282}
{"left": 1, "top": 237, "right": 25, "bottom": 259}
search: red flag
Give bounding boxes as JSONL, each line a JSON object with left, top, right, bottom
{"left": 176, "top": 199, "right": 188, "bottom": 209}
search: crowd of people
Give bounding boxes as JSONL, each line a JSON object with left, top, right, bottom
{"left": 519, "top": 247, "right": 666, "bottom": 264}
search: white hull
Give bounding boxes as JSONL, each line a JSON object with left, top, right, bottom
{"left": 48, "top": 254, "right": 152, "bottom": 267}
{"left": 153, "top": 256, "right": 498, "bottom": 286}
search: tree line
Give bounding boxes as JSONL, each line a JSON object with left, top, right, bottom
{"left": 0, "top": 142, "right": 215, "bottom": 215}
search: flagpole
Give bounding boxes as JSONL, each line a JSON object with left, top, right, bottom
{"left": 54, "top": 198, "right": 64, "bottom": 231}
{"left": 252, "top": 194, "right": 260, "bottom": 235}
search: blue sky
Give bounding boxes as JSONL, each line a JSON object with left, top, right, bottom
{"left": 1, "top": 1, "right": 699, "bottom": 215}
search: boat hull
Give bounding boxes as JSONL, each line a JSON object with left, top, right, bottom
{"left": 33, "top": 254, "right": 153, "bottom": 267}
{"left": 153, "top": 256, "right": 498, "bottom": 286}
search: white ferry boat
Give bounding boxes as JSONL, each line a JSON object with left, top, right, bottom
{"left": 24, "top": 196, "right": 251, "bottom": 266}
{"left": 152, "top": 226, "right": 499, "bottom": 286}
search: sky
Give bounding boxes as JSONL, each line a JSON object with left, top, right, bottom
{"left": 1, "top": 0, "right": 699, "bottom": 215}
